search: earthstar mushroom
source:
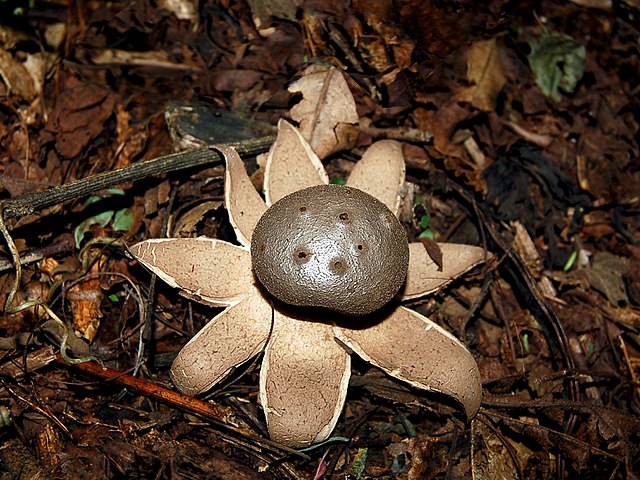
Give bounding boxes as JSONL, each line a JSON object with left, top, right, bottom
{"left": 129, "top": 138, "right": 486, "bottom": 447}
{"left": 130, "top": 68, "right": 487, "bottom": 448}
{"left": 251, "top": 184, "right": 409, "bottom": 316}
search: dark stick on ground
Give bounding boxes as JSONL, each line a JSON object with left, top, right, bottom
{"left": 0, "top": 136, "right": 276, "bottom": 221}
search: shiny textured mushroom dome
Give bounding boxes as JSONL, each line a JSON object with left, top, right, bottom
{"left": 251, "top": 184, "right": 410, "bottom": 316}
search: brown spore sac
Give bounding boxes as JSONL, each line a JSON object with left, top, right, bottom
{"left": 251, "top": 185, "right": 409, "bottom": 316}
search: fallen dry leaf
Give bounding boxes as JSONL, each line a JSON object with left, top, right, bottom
{"left": 0, "top": 49, "right": 36, "bottom": 100}
{"left": 172, "top": 200, "right": 224, "bottom": 238}
{"left": 288, "top": 65, "right": 359, "bottom": 159}
{"left": 68, "top": 257, "right": 106, "bottom": 342}
{"left": 564, "top": 252, "right": 629, "bottom": 306}
{"left": 455, "top": 38, "right": 507, "bottom": 112}
{"left": 44, "top": 76, "right": 118, "bottom": 158}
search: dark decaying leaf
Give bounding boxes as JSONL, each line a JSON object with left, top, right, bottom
{"left": 483, "top": 140, "right": 592, "bottom": 267}
{"left": 164, "top": 101, "right": 276, "bottom": 150}
{"left": 527, "top": 31, "right": 586, "bottom": 102}
{"left": 420, "top": 237, "right": 444, "bottom": 272}
{"left": 564, "top": 252, "right": 630, "bottom": 306}
{"left": 43, "top": 75, "right": 118, "bottom": 158}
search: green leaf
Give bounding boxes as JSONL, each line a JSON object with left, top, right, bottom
{"left": 112, "top": 207, "right": 135, "bottom": 232}
{"left": 563, "top": 249, "right": 578, "bottom": 272}
{"left": 418, "top": 229, "right": 434, "bottom": 240}
{"left": 330, "top": 176, "right": 347, "bottom": 185}
{"left": 108, "top": 294, "right": 119, "bottom": 303}
{"left": 420, "top": 214, "right": 431, "bottom": 229}
{"left": 526, "top": 31, "right": 585, "bottom": 102}
{"left": 74, "top": 210, "right": 114, "bottom": 247}
{"left": 350, "top": 448, "right": 368, "bottom": 479}
{"left": 74, "top": 189, "right": 129, "bottom": 247}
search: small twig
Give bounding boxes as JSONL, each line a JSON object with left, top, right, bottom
{"left": 482, "top": 396, "right": 622, "bottom": 411}
{"left": 1, "top": 380, "right": 72, "bottom": 438}
{"left": 490, "top": 283, "right": 520, "bottom": 368}
{"left": 618, "top": 336, "right": 640, "bottom": 399}
{"left": 0, "top": 136, "right": 275, "bottom": 221}
{"left": 0, "top": 252, "right": 43, "bottom": 273}
{"left": 360, "top": 126, "right": 433, "bottom": 143}
{"left": 459, "top": 270, "right": 494, "bottom": 334}
{"left": 0, "top": 345, "right": 57, "bottom": 378}
{"left": 0, "top": 211, "right": 23, "bottom": 312}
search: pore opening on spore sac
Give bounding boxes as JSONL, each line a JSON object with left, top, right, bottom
{"left": 293, "top": 248, "right": 312, "bottom": 264}
{"left": 330, "top": 258, "right": 346, "bottom": 274}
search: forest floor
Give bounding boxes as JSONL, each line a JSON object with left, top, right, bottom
{"left": 0, "top": 1, "right": 638, "bottom": 479}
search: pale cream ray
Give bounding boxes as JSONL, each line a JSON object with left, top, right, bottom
{"left": 334, "top": 306, "right": 482, "bottom": 418}
{"left": 223, "top": 146, "right": 267, "bottom": 247}
{"left": 347, "top": 140, "right": 406, "bottom": 216}
{"left": 130, "top": 238, "right": 254, "bottom": 307}
{"left": 170, "top": 290, "right": 273, "bottom": 396}
{"left": 264, "top": 119, "right": 328, "bottom": 206}
{"left": 401, "top": 242, "right": 487, "bottom": 300}
{"left": 259, "top": 309, "right": 350, "bottom": 447}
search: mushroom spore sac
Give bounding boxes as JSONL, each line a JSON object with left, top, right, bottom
{"left": 251, "top": 185, "right": 409, "bottom": 316}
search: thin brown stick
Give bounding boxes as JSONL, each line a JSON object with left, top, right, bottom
{"left": 485, "top": 410, "right": 622, "bottom": 462}
{"left": 54, "top": 354, "right": 307, "bottom": 460}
